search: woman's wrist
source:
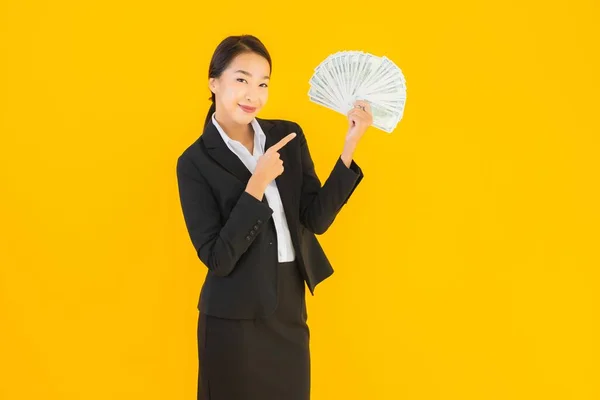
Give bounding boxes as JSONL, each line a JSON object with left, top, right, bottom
{"left": 341, "top": 140, "right": 357, "bottom": 168}
{"left": 246, "top": 177, "right": 267, "bottom": 201}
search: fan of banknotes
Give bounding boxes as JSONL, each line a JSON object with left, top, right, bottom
{"left": 308, "top": 50, "right": 407, "bottom": 133}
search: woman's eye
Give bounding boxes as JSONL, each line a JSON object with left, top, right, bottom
{"left": 236, "top": 78, "right": 267, "bottom": 88}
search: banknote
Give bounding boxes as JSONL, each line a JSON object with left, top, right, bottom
{"left": 308, "top": 50, "right": 407, "bottom": 133}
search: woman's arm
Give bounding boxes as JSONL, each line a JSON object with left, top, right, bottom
{"left": 295, "top": 122, "right": 364, "bottom": 235}
{"left": 176, "top": 154, "right": 274, "bottom": 277}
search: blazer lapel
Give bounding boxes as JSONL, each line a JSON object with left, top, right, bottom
{"left": 201, "top": 119, "right": 254, "bottom": 184}
{"left": 201, "top": 117, "right": 298, "bottom": 218}
{"left": 265, "top": 121, "right": 298, "bottom": 221}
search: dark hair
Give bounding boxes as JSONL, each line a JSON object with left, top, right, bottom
{"left": 204, "top": 35, "right": 272, "bottom": 129}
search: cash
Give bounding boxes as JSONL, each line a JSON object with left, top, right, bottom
{"left": 308, "top": 51, "right": 407, "bottom": 133}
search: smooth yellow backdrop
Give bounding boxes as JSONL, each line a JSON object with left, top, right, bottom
{"left": 1, "top": 0, "right": 598, "bottom": 399}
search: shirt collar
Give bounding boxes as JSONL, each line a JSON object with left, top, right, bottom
{"left": 212, "top": 111, "right": 266, "bottom": 154}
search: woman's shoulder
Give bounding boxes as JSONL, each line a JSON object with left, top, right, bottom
{"left": 256, "top": 117, "right": 305, "bottom": 137}
{"left": 258, "top": 116, "right": 303, "bottom": 126}
{"left": 177, "top": 137, "right": 201, "bottom": 164}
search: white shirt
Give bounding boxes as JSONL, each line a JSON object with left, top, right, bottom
{"left": 211, "top": 112, "right": 296, "bottom": 262}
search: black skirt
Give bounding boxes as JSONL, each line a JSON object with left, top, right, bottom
{"left": 197, "top": 260, "right": 310, "bottom": 400}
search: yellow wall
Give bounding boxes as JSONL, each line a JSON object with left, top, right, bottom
{"left": 1, "top": 0, "right": 598, "bottom": 399}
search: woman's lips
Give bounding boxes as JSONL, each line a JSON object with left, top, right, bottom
{"left": 239, "top": 104, "right": 257, "bottom": 113}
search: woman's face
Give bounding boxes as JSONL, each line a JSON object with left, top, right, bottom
{"left": 209, "top": 52, "right": 270, "bottom": 126}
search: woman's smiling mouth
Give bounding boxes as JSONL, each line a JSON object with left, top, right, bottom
{"left": 239, "top": 104, "right": 257, "bottom": 113}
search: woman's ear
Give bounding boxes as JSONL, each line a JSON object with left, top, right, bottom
{"left": 208, "top": 77, "right": 217, "bottom": 94}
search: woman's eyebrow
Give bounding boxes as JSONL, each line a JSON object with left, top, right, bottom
{"left": 234, "top": 69, "right": 270, "bottom": 80}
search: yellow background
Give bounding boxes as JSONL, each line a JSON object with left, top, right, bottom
{"left": 1, "top": 0, "right": 599, "bottom": 399}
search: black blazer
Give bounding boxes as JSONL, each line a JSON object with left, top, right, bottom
{"left": 176, "top": 117, "right": 364, "bottom": 319}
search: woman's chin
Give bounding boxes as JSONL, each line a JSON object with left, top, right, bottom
{"left": 235, "top": 109, "right": 257, "bottom": 122}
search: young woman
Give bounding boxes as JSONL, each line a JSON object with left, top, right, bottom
{"left": 176, "top": 35, "right": 373, "bottom": 400}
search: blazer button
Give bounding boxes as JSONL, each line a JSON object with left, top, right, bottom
{"left": 250, "top": 230, "right": 255, "bottom": 235}
{"left": 253, "top": 225, "right": 259, "bottom": 230}
{"left": 246, "top": 235, "right": 251, "bottom": 241}
{"left": 257, "top": 219, "right": 262, "bottom": 224}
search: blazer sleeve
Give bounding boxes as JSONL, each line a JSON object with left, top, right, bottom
{"left": 295, "top": 122, "right": 364, "bottom": 235}
{"left": 176, "top": 154, "right": 274, "bottom": 277}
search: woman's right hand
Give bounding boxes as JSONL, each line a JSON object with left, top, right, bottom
{"left": 250, "top": 132, "right": 297, "bottom": 189}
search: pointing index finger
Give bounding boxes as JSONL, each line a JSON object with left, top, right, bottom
{"left": 268, "top": 132, "right": 297, "bottom": 153}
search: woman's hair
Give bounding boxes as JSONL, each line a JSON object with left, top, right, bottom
{"left": 204, "top": 35, "right": 272, "bottom": 130}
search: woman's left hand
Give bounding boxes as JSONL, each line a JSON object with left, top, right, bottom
{"left": 345, "top": 99, "right": 373, "bottom": 146}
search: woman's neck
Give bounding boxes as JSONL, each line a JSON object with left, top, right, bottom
{"left": 214, "top": 112, "right": 254, "bottom": 145}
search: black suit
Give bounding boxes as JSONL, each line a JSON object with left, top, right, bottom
{"left": 176, "top": 117, "right": 364, "bottom": 319}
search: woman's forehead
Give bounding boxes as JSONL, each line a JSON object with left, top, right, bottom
{"left": 227, "top": 53, "right": 270, "bottom": 78}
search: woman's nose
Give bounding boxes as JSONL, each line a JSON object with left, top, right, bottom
{"left": 245, "top": 88, "right": 260, "bottom": 102}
